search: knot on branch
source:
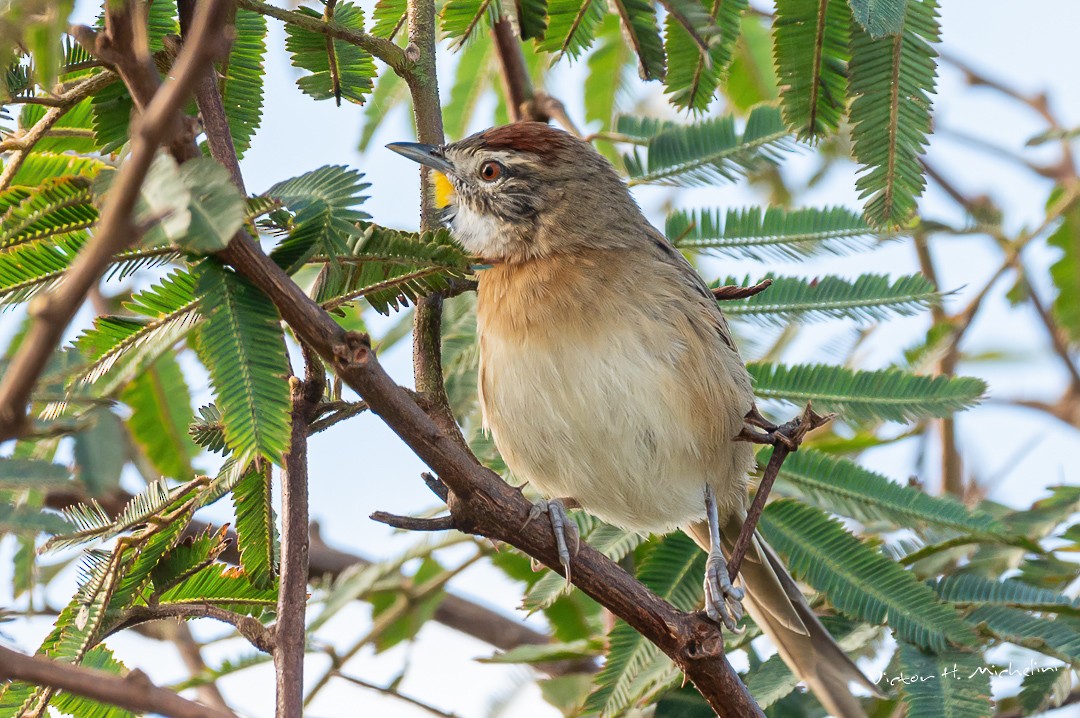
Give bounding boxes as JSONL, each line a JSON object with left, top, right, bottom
{"left": 331, "top": 331, "right": 372, "bottom": 370}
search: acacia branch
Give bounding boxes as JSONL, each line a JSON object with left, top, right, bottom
{"left": 0, "top": 0, "right": 233, "bottom": 442}
{"left": 0, "top": 644, "right": 236, "bottom": 718}
{"left": 116, "top": 604, "right": 275, "bottom": 654}
{"left": 275, "top": 369, "right": 322, "bottom": 717}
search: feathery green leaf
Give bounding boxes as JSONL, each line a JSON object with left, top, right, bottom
{"left": 311, "top": 223, "right": 471, "bottom": 314}
{"left": 231, "top": 461, "right": 278, "bottom": 590}
{"left": 372, "top": 0, "right": 408, "bottom": 38}
{"left": 621, "top": 105, "right": 790, "bottom": 186}
{"left": 747, "top": 362, "right": 987, "bottom": 423}
{"left": 773, "top": 0, "right": 851, "bottom": 140}
{"left": 0, "top": 458, "right": 70, "bottom": 489}
{"left": 158, "top": 564, "right": 277, "bottom": 615}
{"left": 773, "top": 447, "right": 1002, "bottom": 533}
{"left": 515, "top": 0, "right": 549, "bottom": 40}
{"left": 610, "top": 0, "right": 665, "bottom": 81}
{"left": 933, "top": 575, "right": 1080, "bottom": 617}
{"left": 667, "top": 205, "right": 882, "bottom": 259}
{"left": 1047, "top": 192, "right": 1080, "bottom": 344}
{"left": 443, "top": 39, "right": 493, "bottom": 141}
{"left": 662, "top": 0, "right": 743, "bottom": 111}
{"left": 441, "top": 0, "right": 497, "bottom": 45}
{"left": 538, "top": 0, "right": 606, "bottom": 60}
{"left": 121, "top": 353, "right": 195, "bottom": 481}
{"left": 848, "top": 0, "right": 939, "bottom": 226}
{"left": 194, "top": 262, "right": 290, "bottom": 464}
{"left": 896, "top": 642, "right": 992, "bottom": 718}
{"left": 583, "top": 533, "right": 704, "bottom": 716}
{"left": 760, "top": 499, "right": 977, "bottom": 650}
{"left": 285, "top": 3, "right": 375, "bottom": 105}
{"left": 719, "top": 273, "right": 940, "bottom": 324}
{"left": 215, "top": 9, "right": 267, "bottom": 159}
{"left": 849, "top": 0, "right": 907, "bottom": 38}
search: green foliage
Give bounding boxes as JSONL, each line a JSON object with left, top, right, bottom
{"left": 747, "top": 362, "right": 987, "bottom": 423}
{"left": 216, "top": 9, "right": 267, "bottom": 159}
{"left": 194, "top": 261, "right": 291, "bottom": 464}
{"left": 582, "top": 533, "right": 706, "bottom": 716}
{"left": 73, "top": 271, "right": 200, "bottom": 396}
{"left": 121, "top": 353, "right": 195, "bottom": 481}
{"left": 848, "top": 0, "right": 908, "bottom": 38}
{"left": 441, "top": 0, "right": 497, "bottom": 46}
{"left": 667, "top": 205, "right": 881, "bottom": 259}
{"left": 515, "top": 0, "right": 550, "bottom": 41}
{"left": 372, "top": 0, "right": 408, "bottom": 38}
{"left": 773, "top": 447, "right": 1002, "bottom": 533}
{"left": 896, "top": 642, "right": 993, "bottom": 718}
{"left": 621, "top": 105, "right": 790, "bottom": 186}
{"left": 0, "top": 175, "right": 96, "bottom": 248}
{"left": 265, "top": 164, "right": 371, "bottom": 273}
{"left": 848, "top": 0, "right": 939, "bottom": 226}
{"left": 310, "top": 223, "right": 471, "bottom": 313}
{"left": 759, "top": 499, "right": 977, "bottom": 650}
{"left": 773, "top": 0, "right": 851, "bottom": 140}
{"left": 0, "top": 458, "right": 70, "bottom": 489}
{"left": 538, "top": 0, "right": 607, "bottom": 59}
{"left": 443, "top": 38, "right": 493, "bottom": 141}
{"left": 610, "top": 0, "right": 664, "bottom": 81}
{"left": 50, "top": 646, "right": 133, "bottom": 718}
{"left": 157, "top": 564, "right": 278, "bottom": 615}
{"left": 1047, "top": 191, "right": 1080, "bottom": 343}
{"left": 719, "top": 273, "right": 940, "bottom": 325}
{"left": 933, "top": 574, "right": 1080, "bottom": 616}
{"left": 662, "top": 0, "right": 744, "bottom": 111}
{"left": 231, "top": 461, "right": 278, "bottom": 590}
{"left": 285, "top": 2, "right": 375, "bottom": 105}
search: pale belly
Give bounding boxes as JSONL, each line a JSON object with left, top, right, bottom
{"left": 478, "top": 321, "right": 754, "bottom": 534}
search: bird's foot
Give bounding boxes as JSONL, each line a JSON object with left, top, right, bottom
{"left": 523, "top": 498, "right": 580, "bottom": 587}
{"left": 704, "top": 547, "right": 744, "bottom": 633}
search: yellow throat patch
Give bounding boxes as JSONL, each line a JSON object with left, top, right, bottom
{"left": 433, "top": 171, "right": 455, "bottom": 209}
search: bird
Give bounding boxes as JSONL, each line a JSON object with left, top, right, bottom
{"left": 388, "top": 122, "right": 878, "bottom": 717}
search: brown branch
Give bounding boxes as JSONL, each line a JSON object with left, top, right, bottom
{"left": 730, "top": 404, "right": 832, "bottom": 579}
{"left": 275, "top": 370, "right": 322, "bottom": 717}
{"left": 0, "top": 69, "right": 116, "bottom": 190}
{"left": 334, "top": 672, "right": 461, "bottom": 718}
{"left": 0, "top": 0, "right": 233, "bottom": 442}
{"left": 116, "top": 604, "right": 275, "bottom": 654}
{"left": 370, "top": 511, "right": 456, "bottom": 531}
{"left": 491, "top": 17, "right": 538, "bottom": 123}
{"left": 403, "top": 0, "right": 467, "bottom": 452}
{"left": 0, "top": 644, "right": 236, "bottom": 718}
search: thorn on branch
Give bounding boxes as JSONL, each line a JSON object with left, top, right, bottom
{"left": 712, "top": 278, "right": 773, "bottom": 302}
{"left": 370, "top": 511, "right": 455, "bottom": 532}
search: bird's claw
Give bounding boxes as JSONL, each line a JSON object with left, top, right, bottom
{"left": 524, "top": 498, "right": 579, "bottom": 587}
{"left": 704, "top": 548, "right": 744, "bottom": 633}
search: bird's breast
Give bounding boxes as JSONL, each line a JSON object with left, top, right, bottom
{"left": 475, "top": 255, "right": 754, "bottom": 533}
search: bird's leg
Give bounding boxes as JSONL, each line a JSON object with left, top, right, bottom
{"left": 703, "top": 485, "right": 744, "bottom": 632}
{"left": 523, "top": 497, "right": 580, "bottom": 587}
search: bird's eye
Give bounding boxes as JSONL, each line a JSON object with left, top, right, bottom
{"left": 479, "top": 161, "right": 504, "bottom": 182}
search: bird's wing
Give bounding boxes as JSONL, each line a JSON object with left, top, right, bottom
{"left": 642, "top": 228, "right": 743, "bottom": 357}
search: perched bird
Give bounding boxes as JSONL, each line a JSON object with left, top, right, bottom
{"left": 389, "top": 123, "right": 878, "bottom": 717}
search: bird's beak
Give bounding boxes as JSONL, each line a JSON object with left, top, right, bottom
{"left": 386, "top": 142, "right": 455, "bottom": 174}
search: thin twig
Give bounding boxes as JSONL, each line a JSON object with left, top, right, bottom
{"left": 0, "top": 70, "right": 116, "bottom": 190}
{"left": 275, "top": 371, "right": 321, "bottom": 717}
{"left": 235, "top": 0, "right": 407, "bottom": 75}
{"left": 729, "top": 403, "right": 833, "bottom": 580}
{"left": 117, "top": 604, "right": 275, "bottom": 654}
{"left": 0, "top": 0, "right": 233, "bottom": 441}
{"left": 370, "top": 512, "right": 456, "bottom": 531}
{"left": 334, "top": 672, "right": 461, "bottom": 718}
{"left": 0, "top": 645, "right": 235, "bottom": 718}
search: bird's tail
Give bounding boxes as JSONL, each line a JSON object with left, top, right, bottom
{"left": 685, "top": 516, "right": 880, "bottom": 718}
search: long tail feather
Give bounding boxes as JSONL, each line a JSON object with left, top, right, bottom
{"left": 685, "top": 517, "right": 880, "bottom": 718}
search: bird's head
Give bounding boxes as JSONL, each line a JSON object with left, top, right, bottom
{"left": 388, "top": 122, "right": 643, "bottom": 264}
